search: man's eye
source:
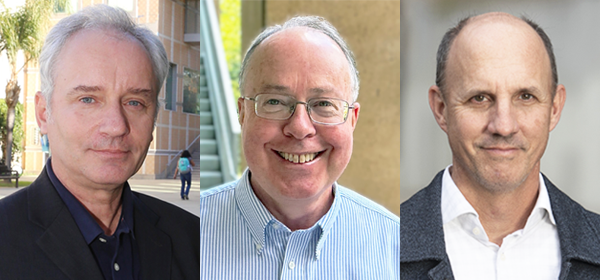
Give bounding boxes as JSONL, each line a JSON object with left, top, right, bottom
{"left": 315, "top": 100, "right": 334, "bottom": 107}
{"left": 127, "top": 100, "right": 142, "bottom": 106}
{"left": 472, "top": 95, "right": 486, "bottom": 102}
{"left": 80, "top": 97, "right": 94, "bottom": 104}
{"left": 520, "top": 93, "right": 533, "bottom": 100}
{"left": 266, "top": 99, "right": 281, "bottom": 105}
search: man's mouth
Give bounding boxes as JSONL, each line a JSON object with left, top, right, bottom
{"left": 277, "top": 151, "right": 322, "bottom": 164}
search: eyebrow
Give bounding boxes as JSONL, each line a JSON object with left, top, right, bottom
{"left": 259, "top": 84, "right": 337, "bottom": 95}
{"left": 68, "top": 85, "right": 153, "bottom": 96}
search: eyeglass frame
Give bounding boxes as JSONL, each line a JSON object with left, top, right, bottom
{"left": 240, "top": 94, "right": 357, "bottom": 125}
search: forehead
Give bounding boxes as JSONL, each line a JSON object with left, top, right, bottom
{"left": 445, "top": 17, "right": 552, "bottom": 93}
{"left": 53, "top": 28, "right": 154, "bottom": 90}
{"left": 244, "top": 27, "right": 351, "bottom": 99}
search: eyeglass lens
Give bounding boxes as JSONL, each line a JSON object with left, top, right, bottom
{"left": 254, "top": 93, "right": 350, "bottom": 124}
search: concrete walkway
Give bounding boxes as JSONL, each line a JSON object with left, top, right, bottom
{"left": 0, "top": 176, "right": 200, "bottom": 217}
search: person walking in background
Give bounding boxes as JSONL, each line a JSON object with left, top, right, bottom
{"left": 174, "top": 150, "right": 195, "bottom": 200}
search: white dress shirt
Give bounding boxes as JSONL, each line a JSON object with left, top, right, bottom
{"left": 441, "top": 166, "right": 561, "bottom": 280}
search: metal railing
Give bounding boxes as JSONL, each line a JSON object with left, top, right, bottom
{"left": 200, "top": 0, "right": 241, "bottom": 183}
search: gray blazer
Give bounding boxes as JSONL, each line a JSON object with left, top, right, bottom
{"left": 401, "top": 171, "right": 600, "bottom": 279}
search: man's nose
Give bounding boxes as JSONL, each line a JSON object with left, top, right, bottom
{"left": 99, "top": 101, "right": 130, "bottom": 137}
{"left": 487, "top": 99, "right": 519, "bottom": 137}
{"left": 283, "top": 103, "right": 316, "bottom": 139}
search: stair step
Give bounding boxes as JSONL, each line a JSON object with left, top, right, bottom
{"left": 200, "top": 125, "right": 215, "bottom": 139}
{"left": 199, "top": 154, "right": 220, "bottom": 171}
{"left": 200, "top": 98, "right": 210, "bottom": 112}
{"left": 200, "top": 111, "right": 213, "bottom": 125}
{"left": 200, "top": 139, "right": 218, "bottom": 155}
{"left": 200, "top": 87, "right": 208, "bottom": 98}
{"left": 200, "top": 171, "right": 223, "bottom": 189}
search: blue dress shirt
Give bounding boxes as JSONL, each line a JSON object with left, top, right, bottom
{"left": 200, "top": 169, "right": 400, "bottom": 279}
{"left": 47, "top": 158, "right": 139, "bottom": 280}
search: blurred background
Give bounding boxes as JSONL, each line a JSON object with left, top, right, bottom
{"left": 203, "top": 0, "right": 400, "bottom": 215}
{"left": 401, "top": 0, "right": 600, "bottom": 213}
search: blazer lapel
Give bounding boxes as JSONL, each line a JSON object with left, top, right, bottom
{"left": 132, "top": 193, "right": 172, "bottom": 280}
{"left": 544, "top": 175, "right": 600, "bottom": 279}
{"left": 28, "top": 170, "right": 104, "bottom": 280}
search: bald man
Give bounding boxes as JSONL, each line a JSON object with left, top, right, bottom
{"left": 401, "top": 12, "right": 600, "bottom": 279}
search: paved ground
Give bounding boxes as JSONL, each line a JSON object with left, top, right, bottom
{"left": 0, "top": 176, "right": 200, "bottom": 217}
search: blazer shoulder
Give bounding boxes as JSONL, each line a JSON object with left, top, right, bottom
{"left": 133, "top": 191, "right": 199, "bottom": 225}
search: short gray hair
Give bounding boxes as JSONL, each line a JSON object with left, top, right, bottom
{"left": 239, "top": 16, "right": 360, "bottom": 102}
{"left": 39, "top": 4, "right": 168, "bottom": 115}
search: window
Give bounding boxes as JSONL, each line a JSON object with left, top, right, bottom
{"left": 185, "top": 0, "right": 200, "bottom": 34}
{"left": 183, "top": 68, "right": 201, "bottom": 114}
{"left": 165, "top": 63, "right": 177, "bottom": 111}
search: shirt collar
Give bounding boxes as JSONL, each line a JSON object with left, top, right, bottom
{"left": 234, "top": 168, "right": 340, "bottom": 259}
{"left": 441, "top": 165, "right": 556, "bottom": 231}
{"left": 47, "top": 157, "right": 135, "bottom": 244}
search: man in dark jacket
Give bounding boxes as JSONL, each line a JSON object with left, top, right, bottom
{"left": 0, "top": 5, "right": 199, "bottom": 279}
{"left": 401, "top": 12, "right": 600, "bottom": 279}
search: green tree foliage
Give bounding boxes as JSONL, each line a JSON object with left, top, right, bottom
{"left": 0, "top": 0, "right": 69, "bottom": 169}
{"left": 219, "top": 0, "right": 241, "bottom": 100}
{"left": 0, "top": 100, "right": 23, "bottom": 165}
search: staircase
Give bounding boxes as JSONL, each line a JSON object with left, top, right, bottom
{"left": 199, "top": 57, "right": 224, "bottom": 187}
{"left": 199, "top": 0, "right": 241, "bottom": 190}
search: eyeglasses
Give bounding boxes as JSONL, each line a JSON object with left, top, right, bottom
{"left": 241, "top": 93, "right": 356, "bottom": 125}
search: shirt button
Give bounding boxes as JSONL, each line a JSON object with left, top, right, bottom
{"left": 272, "top": 223, "right": 280, "bottom": 230}
{"left": 255, "top": 243, "right": 262, "bottom": 250}
{"left": 99, "top": 237, "right": 107, "bottom": 243}
{"left": 500, "top": 253, "right": 506, "bottom": 261}
{"left": 472, "top": 227, "right": 481, "bottom": 235}
{"left": 288, "top": 261, "right": 295, "bottom": 269}
{"left": 114, "top": 263, "right": 120, "bottom": 271}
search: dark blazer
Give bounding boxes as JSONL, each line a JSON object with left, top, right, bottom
{"left": 0, "top": 168, "right": 199, "bottom": 280}
{"left": 401, "top": 171, "right": 600, "bottom": 280}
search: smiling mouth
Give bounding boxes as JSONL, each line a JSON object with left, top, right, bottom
{"left": 277, "top": 151, "right": 322, "bottom": 164}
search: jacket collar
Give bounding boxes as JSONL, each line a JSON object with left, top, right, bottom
{"left": 401, "top": 171, "right": 600, "bottom": 279}
{"left": 400, "top": 171, "right": 453, "bottom": 278}
{"left": 29, "top": 167, "right": 104, "bottom": 280}
{"left": 29, "top": 167, "right": 173, "bottom": 280}
{"left": 544, "top": 175, "right": 600, "bottom": 278}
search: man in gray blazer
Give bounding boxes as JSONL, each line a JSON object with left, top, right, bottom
{"left": 401, "top": 12, "right": 600, "bottom": 279}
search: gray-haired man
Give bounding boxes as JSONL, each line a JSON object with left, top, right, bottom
{"left": 200, "top": 16, "right": 399, "bottom": 279}
{"left": 0, "top": 5, "right": 199, "bottom": 279}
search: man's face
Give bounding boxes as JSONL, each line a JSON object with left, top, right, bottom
{"left": 36, "top": 28, "right": 156, "bottom": 189}
{"left": 429, "top": 17, "right": 565, "bottom": 192}
{"left": 239, "top": 28, "right": 359, "bottom": 203}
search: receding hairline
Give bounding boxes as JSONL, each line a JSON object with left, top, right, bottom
{"left": 242, "top": 27, "right": 352, "bottom": 94}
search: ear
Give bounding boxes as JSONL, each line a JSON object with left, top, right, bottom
{"left": 349, "top": 102, "right": 360, "bottom": 130}
{"left": 35, "top": 91, "right": 49, "bottom": 134}
{"left": 549, "top": 84, "right": 566, "bottom": 132}
{"left": 237, "top": 97, "right": 246, "bottom": 126}
{"left": 428, "top": 85, "right": 449, "bottom": 133}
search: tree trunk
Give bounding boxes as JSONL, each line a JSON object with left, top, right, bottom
{"left": 5, "top": 72, "right": 19, "bottom": 182}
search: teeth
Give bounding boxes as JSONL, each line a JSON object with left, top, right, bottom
{"left": 278, "top": 151, "right": 319, "bottom": 164}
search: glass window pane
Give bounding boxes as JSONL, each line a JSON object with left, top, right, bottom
{"left": 165, "top": 64, "right": 177, "bottom": 111}
{"left": 183, "top": 68, "right": 201, "bottom": 114}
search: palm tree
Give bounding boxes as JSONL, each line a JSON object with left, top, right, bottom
{"left": 0, "top": 0, "right": 68, "bottom": 171}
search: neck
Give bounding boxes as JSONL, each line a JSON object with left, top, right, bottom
{"left": 451, "top": 166, "right": 540, "bottom": 246}
{"left": 51, "top": 163, "right": 124, "bottom": 236}
{"left": 250, "top": 177, "right": 334, "bottom": 231}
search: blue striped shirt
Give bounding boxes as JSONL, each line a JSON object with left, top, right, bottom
{"left": 200, "top": 169, "right": 400, "bottom": 279}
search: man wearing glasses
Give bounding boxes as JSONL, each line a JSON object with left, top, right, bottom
{"left": 200, "top": 16, "right": 399, "bottom": 279}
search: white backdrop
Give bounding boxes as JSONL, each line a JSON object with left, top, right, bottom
{"left": 401, "top": 0, "right": 600, "bottom": 213}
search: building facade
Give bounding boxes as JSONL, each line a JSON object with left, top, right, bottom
{"left": 21, "top": 0, "right": 200, "bottom": 178}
